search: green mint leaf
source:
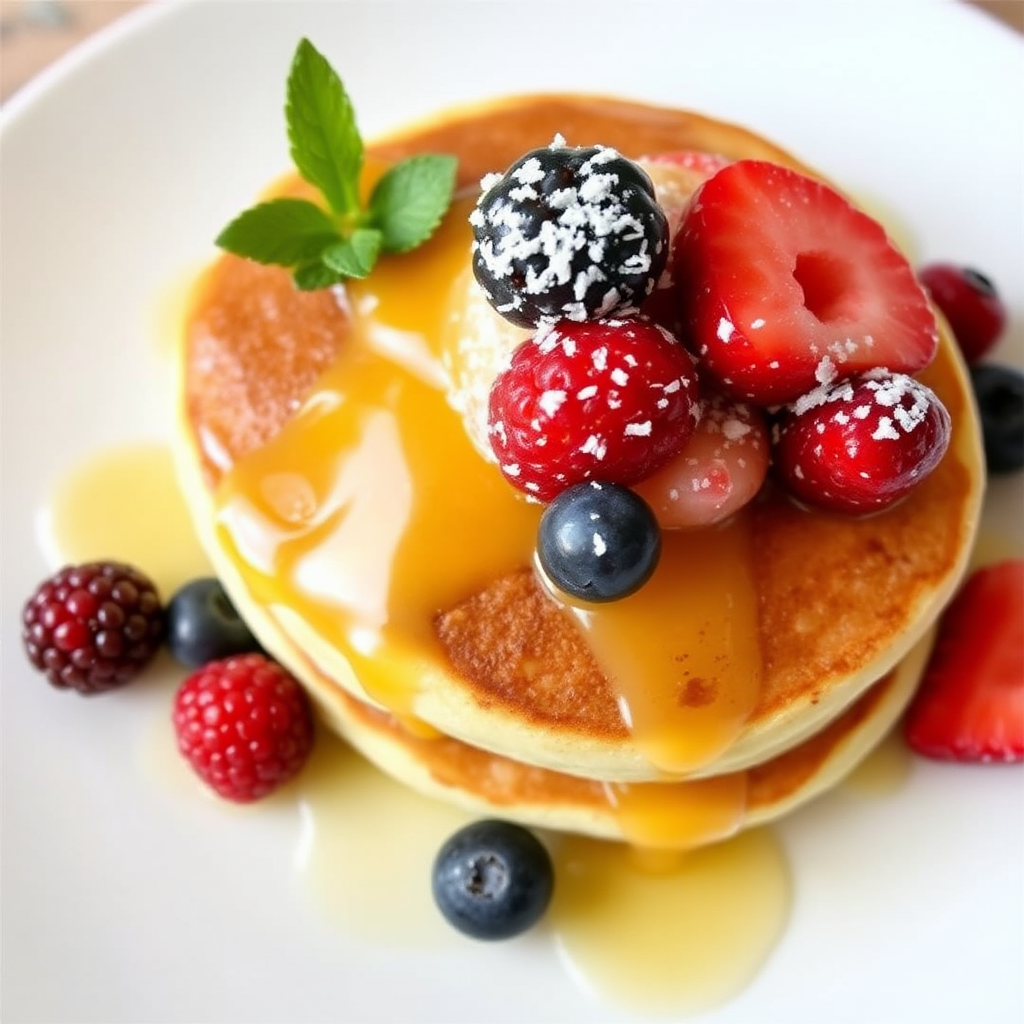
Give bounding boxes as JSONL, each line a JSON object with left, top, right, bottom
{"left": 292, "top": 261, "right": 341, "bottom": 292}
{"left": 217, "top": 39, "right": 459, "bottom": 292}
{"left": 215, "top": 197, "right": 342, "bottom": 266}
{"left": 321, "top": 228, "right": 383, "bottom": 279}
{"left": 286, "top": 38, "right": 362, "bottom": 217}
{"left": 368, "top": 154, "right": 458, "bottom": 253}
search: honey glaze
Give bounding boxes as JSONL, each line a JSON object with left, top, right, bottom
{"left": 294, "top": 729, "right": 791, "bottom": 1012}
{"left": 40, "top": 441, "right": 213, "bottom": 595}
{"left": 295, "top": 732, "right": 475, "bottom": 947}
{"left": 565, "top": 513, "right": 761, "bottom": 773}
{"left": 39, "top": 437, "right": 916, "bottom": 1016}
{"left": 213, "top": 190, "right": 764, "bottom": 773}
{"left": 551, "top": 830, "right": 791, "bottom": 1015}
{"left": 214, "top": 201, "right": 540, "bottom": 719}
{"left": 603, "top": 772, "right": 748, "bottom": 849}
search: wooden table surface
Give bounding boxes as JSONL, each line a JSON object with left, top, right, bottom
{"left": 1, "top": 0, "right": 1021, "bottom": 103}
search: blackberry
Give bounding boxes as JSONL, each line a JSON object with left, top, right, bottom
{"left": 470, "top": 141, "right": 669, "bottom": 328}
{"left": 21, "top": 561, "right": 164, "bottom": 694}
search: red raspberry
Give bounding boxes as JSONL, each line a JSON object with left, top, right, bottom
{"left": 21, "top": 561, "right": 164, "bottom": 694}
{"left": 172, "top": 654, "right": 315, "bottom": 802}
{"left": 771, "top": 369, "right": 951, "bottom": 514}
{"left": 487, "top": 317, "right": 700, "bottom": 501}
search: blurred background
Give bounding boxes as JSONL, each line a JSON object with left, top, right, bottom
{"left": 1, "top": 0, "right": 1021, "bottom": 103}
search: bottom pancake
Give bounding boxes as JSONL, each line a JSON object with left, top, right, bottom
{"left": 178, "top": 454, "right": 932, "bottom": 849}
{"left": 291, "top": 635, "right": 930, "bottom": 849}
{"left": 171, "top": 302, "right": 935, "bottom": 848}
{"left": 176, "top": 94, "right": 983, "bottom": 786}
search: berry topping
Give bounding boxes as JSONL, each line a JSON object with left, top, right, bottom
{"left": 172, "top": 653, "right": 315, "bottom": 802}
{"left": 918, "top": 263, "right": 1007, "bottom": 365}
{"left": 643, "top": 149, "right": 732, "bottom": 177}
{"left": 673, "top": 160, "right": 939, "bottom": 405}
{"left": 639, "top": 151, "right": 732, "bottom": 231}
{"left": 166, "top": 577, "right": 264, "bottom": 669}
{"left": 431, "top": 820, "right": 554, "bottom": 940}
{"left": 470, "top": 140, "right": 669, "bottom": 328}
{"left": 537, "top": 481, "right": 661, "bottom": 602}
{"left": 969, "top": 363, "right": 1024, "bottom": 475}
{"left": 636, "top": 152, "right": 731, "bottom": 336}
{"left": 771, "top": 369, "right": 952, "bottom": 514}
{"left": 21, "top": 561, "right": 163, "bottom": 694}
{"left": 904, "top": 560, "right": 1024, "bottom": 763}
{"left": 488, "top": 318, "right": 699, "bottom": 502}
{"left": 635, "top": 393, "right": 770, "bottom": 528}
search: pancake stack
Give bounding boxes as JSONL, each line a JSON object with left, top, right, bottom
{"left": 174, "top": 96, "right": 984, "bottom": 849}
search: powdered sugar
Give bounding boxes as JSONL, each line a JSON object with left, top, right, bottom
{"left": 790, "top": 368, "right": 935, "bottom": 440}
{"left": 471, "top": 140, "right": 668, "bottom": 327}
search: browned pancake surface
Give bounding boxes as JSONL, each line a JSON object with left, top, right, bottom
{"left": 187, "top": 96, "right": 810, "bottom": 485}
{"left": 184, "top": 95, "right": 975, "bottom": 749}
{"left": 327, "top": 656, "right": 896, "bottom": 817}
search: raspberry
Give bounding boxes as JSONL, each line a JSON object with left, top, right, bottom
{"left": 487, "top": 317, "right": 700, "bottom": 502}
{"left": 21, "top": 561, "right": 164, "bottom": 694}
{"left": 172, "top": 654, "right": 315, "bottom": 802}
{"left": 771, "top": 369, "right": 952, "bottom": 514}
{"left": 470, "top": 141, "right": 669, "bottom": 328}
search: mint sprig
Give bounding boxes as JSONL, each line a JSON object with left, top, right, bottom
{"left": 216, "top": 38, "right": 457, "bottom": 290}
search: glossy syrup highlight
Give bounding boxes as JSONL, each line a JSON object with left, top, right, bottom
{"left": 211, "top": 192, "right": 766, "bottom": 779}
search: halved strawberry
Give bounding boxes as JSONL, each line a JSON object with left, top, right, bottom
{"left": 673, "top": 160, "right": 939, "bottom": 405}
{"left": 904, "top": 560, "right": 1024, "bottom": 763}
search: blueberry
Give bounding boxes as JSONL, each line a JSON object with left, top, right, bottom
{"left": 165, "top": 577, "right": 263, "bottom": 668}
{"left": 470, "top": 143, "right": 668, "bottom": 328}
{"left": 538, "top": 481, "right": 661, "bottom": 602}
{"left": 970, "top": 363, "right": 1024, "bottom": 474}
{"left": 431, "top": 820, "right": 554, "bottom": 940}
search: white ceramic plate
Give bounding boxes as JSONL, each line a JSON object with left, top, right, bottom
{"left": 3, "top": 2, "right": 1022, "bottom": 1022}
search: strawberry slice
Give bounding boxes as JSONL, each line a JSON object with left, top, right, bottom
{"left": 673, "top": 160, "right": 939, "bottom": 405}
{"left": 904, "top": 560, "right": 1024, "bottom": 763}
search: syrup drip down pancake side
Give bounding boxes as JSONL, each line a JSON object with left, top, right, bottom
{"left": 175, "top": 95, "right": 984, "bottom": 794}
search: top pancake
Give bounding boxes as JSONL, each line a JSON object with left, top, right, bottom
{"left": 176, "top": 95, "right": 984, "bottom": 783}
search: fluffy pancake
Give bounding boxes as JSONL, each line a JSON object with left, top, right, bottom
{"left": 175, "top": 95, "right": 984, "bottom": 789}
{"left": 235, "top": 586, "right": 934, "bottom": 848}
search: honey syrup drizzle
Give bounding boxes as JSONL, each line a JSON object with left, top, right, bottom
{"left": 564, "top": 513, "right": 762, "bottom": 773}
{"left": 211, "top": 190, "right": 764, "bottom": 832}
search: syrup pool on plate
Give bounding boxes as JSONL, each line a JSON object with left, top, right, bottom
{"left": 38, "top": 441, "right": 213, "bottom": 595}
{"left": 292, "top": 728, "right": 794, "bottom": 1013}
{"left": 40, "top": 439, "right": 807, "bottom": 1015}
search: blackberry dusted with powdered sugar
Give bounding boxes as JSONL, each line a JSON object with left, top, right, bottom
{"left": 470, "top": 141, "right": 669, "bottom": 328}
